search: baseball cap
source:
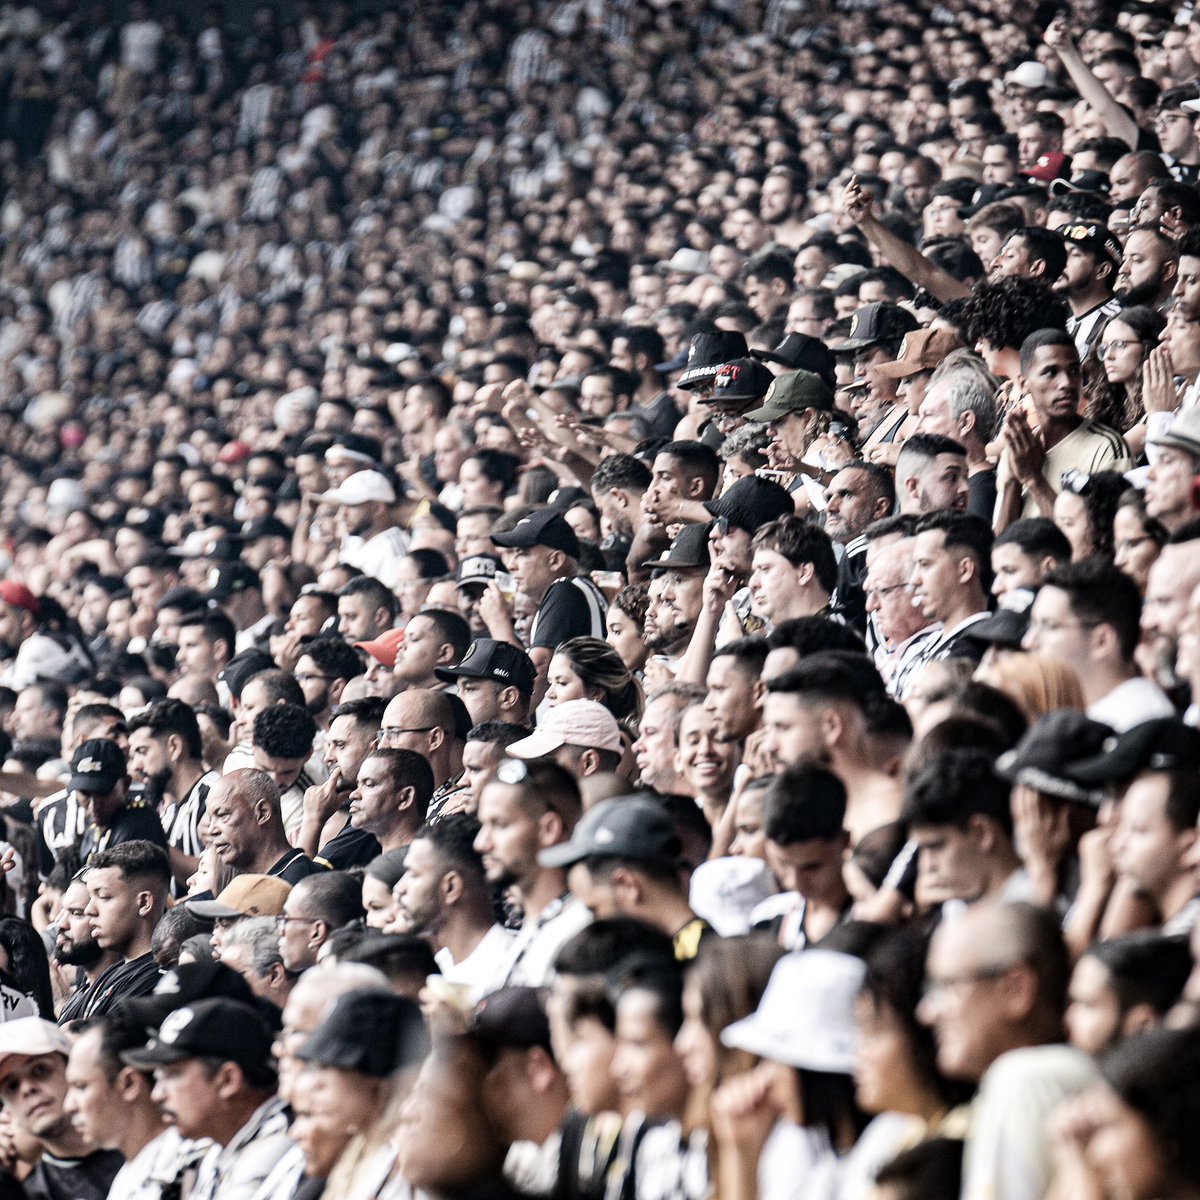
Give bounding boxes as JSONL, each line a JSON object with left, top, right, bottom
{"left": 70, "top": 739, "right": 126, "bottom": 795}
{"left": 1050, "top": 170, "right": 1111, "bottom": 197}
{"left": 1071, "top": 718, "right": 1200, "bottom": 789}
{"left": 704, "top": 475, "right": 794, "bottom": 535}
{"left": 456, "top": 555, "right": 503, "bottom": 591}
{"left": 118, "top": 961, "right": 256, "bottom": 1029}
{"left": 641, "top": 522, "right": 711, "bottom": 572}
{"left": 491, "top": 508, "right": 581, "bottom": 558}
{"left": 538, "top": 795, "right": 681, "bottom": 869}
{"left": 0, "top": 1018, "right": 71, "bottom": 1081}
{"left": 707, "top": 357, "right": 774, "bottom": 407}
{"left": 122, "top": 998, "right": 275, "bottom": 1071}
{"left": 743, "top": 370, "right": 835, "bottom": 422}
{"left": 827, "top": 303, "right": 919, "bottom": 353}
{"left": 325, "top": 434, "right": 382, "bottom": 468}
{"left": 243, "top": 516, "right": 292, "bottom": 543}
{"left": 298, "top": 989, "right": 429, "bottom": 1077}
{"left": 207, "top": 562, "right": 260, "bottom": 602}
{"left": 470, "top": 987, "right": 553, "bottom": 1052}
{"left": 721, "top": 949, "right": 865, "bottom": 1071}
{"left": 1148, "top": 407, "right": 1200, "bottom": 460}
{"left": 677, "top": 331, "right": 750, "bottom": 390}
{"left": 320, "top": 470, "right": 397, "bottom": 506}
{"left": 970, "top": 606, "right": 1030, "bottom": 650}
{"left": 656, "top": 248, "right": 710, "bottom": 276}
{"left": 0, "top": 582, "right": 39, "bottom": 616}
{"left": 355, "top": 628, "right": 405, "bottom": 667}
{"left": 1059, "top": 221, "right": 1122, "bottom": 266}
{"left": 994, "top": 711, "right": 1115, "bottom": 804}
{"left": 1004, "top": 61, "right": 1048, "bottom": 89}
{"left": 506, "top": 700, "right": 624, "bottom": 760}
{"left": 752, "top": 333, "right": 837, "bottom": 388}
{"left": 1022, "top": 152, "right": 1071, "bottom": 183}
{"left": 874, "top": 328, "right": 965, "bottom": 378}
{"left": 188, "top": 874, "right": 293, "bottom": 920}
{"left": 434, "top": 638, "right": 536, "bottom": 694}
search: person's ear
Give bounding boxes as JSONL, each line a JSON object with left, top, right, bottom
{"left": 684, "top": 475, "right": 706, "bottom": 499}
{"left": 442, "top": 869, "right": 464, "bottom": 906}
{"left": 435, "top": 642, "right": 457, "bottom": 666}
{"left": 610, "top": 865, "right": 641, "bottom": 907}
{"left": 526, "top": 1045, "right": 559, "bottom": 1092}
{"left": 214, "top": 1061, "right": 244, "bottom": 1100}
{"left": 396, "top": 785, "right": 416, "bottom": 814}
{"left": 498, "top": 685, "right": 524, "bottom": 716}
{"left": 116, "top": 1065, "right": 150, "bottom": 1104}
{"left": 547, "top": 549, "right": 567, "bottom": 574}
{"left": 373, "top": 605, "right": 391, "bottom": 631}
{"left": 957, "top": 410, "right": 977, "bottom": 439}
{"left": 427, "top": 726, "right": 445, "bottom": 754}
{"left": 136, "top": 888, "right": 155, "bottom": 919}
{"left": 537, "top": 809, "right": 565, "bottom": 848}
{"left": 1119, "top": 1002, "right": 1159, "bottom": 1040}
{"left": 327, "top": 677, "right": 347, "bottom": 707}
{"left": 166, "top": 732, "right": 184, "bottom": 764}
{"left": 578, "top": 748, "right": 600, "bottom": 777}
{"left": 966, "top": 812, "right": 997, "bottom": 852}
{"left": 751, "top": 677, "right": 766, "bottom": 710}
{"left": 872, "top": 493, "right": 892, "bottom": 519}
{"left": 818, "top": 704, "right": 843, "bottom": 747}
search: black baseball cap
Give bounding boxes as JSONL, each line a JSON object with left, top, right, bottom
{"left": 491, "top": 508, "right": 580, "bottom": 558}
{"left": 704, "top": 475, "right": 794, "bottom": 534}
{"left": 751, "top": 333, "right": 837, "bottom": 388}
{"left": 470, "top": 987, "right": 553, "bottom": 1053}
{"left": 298, "top": 989, "right": 429, "bottom": 1077}
{"left": 207, "top": 562, "right": 261, "bottom": 602}
{"left": 456, "top": 554, "right": 503, "bottom": 591}
{"left": 122, "top": 998, "right": 275, "bottom": 1071}
{"left": 118, "top": 961, "right": 256, "bottom": 1029}
{"left": 70, "top": 739, "right": 126, "bottom": 795}
{"left": 242, "top": 516, "right": 292, "bottom": 543}
{"left": 827, "top": 303, "right": 919, "bottom": 354}
{"left": 971, "top": 607, "right": 1030, "bottom": 651}
{"left": 434, "top": 638, "right": 536, "bottom": 695}
{"left": 994, "top": 711, "right": 1114, "bottom": 805}
{"left": 1071, "top": 718, "right": 1200, "bottom": 789}
{"left": 539, "top": 796, "right": 682, "bottom": 870}
{"left": 641, "top": 522, "right": 711, "bottom": 572}
{"left": 677, "top": 331, "right": 749, "bottom": 390}
{"left": 707, "top": 357, "right": 774, "bottom": 407}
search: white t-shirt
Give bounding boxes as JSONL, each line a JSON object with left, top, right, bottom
{"left": 1087, "top": 676, "right": 1176, "bottom": 733}
{"left": 434, "top": 924, "right": 515, "bottom": 1003}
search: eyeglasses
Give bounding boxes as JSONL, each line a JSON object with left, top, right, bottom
{"left": 922, "top": 962, "right": 1018, "bottom": 1001}
{"left": 1027, "top": 618, "right": 1100, "bottom": 637}
{"left": 1099, "top": 340, "right": 1138, "bottom": 356}
{"left": 1154, "top": 113, "right": 1190, "bottom": 128}
{"left": 374, "top": 726, "right": 436, "bottom": 745}
{"left": 864, "top": 583, "right": 911, "bottom": 600}
{"left": 495, "top": 758, "right": 530, "bottom": 785}
{"left": 275, "top": 914, "right": 317, "bottom": 931}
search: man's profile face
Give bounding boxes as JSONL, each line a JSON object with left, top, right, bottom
{"left": 151, "top": 1058, "right": 224, "bottom": 1141}
{"left": 64, "top": 1029, "right": 120, "bottom": 1149}
{"left": 206, "top": 781, "right": 259, "bottom": 868}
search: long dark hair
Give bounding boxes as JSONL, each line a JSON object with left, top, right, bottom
{"left": 0, "top": 917, "right": 55, "bottom": 1019}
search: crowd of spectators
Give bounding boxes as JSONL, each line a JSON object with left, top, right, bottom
{"left": 1, "top": 0, "right": 1200, "bottom": 1199}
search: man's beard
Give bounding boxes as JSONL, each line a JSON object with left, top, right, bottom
{"left": 645, "top": 619, "right": 696, "bottom": 655}
{"left": 139, "top": 767, "right": 173, "bottom": 810}
{"left": 1115, "top": 279, "right": 1160, "bottom": 306}
{"left": 55, "top": 937, "right": 103, "bottom": 968}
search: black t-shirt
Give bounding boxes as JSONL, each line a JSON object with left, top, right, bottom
{"left": 22, "top": 1150, "right": 124, "bottom": 1200}
{"left": 270, "top": 848, "right": 327, "bottom": 884}
{"left": 967, "top": 467, "right": 997, "bottom": 525}
{"left": 530, "top": 577, "right": 606, "bottom": 649}
{"left": 315, "top": 825, "right": 380, "bottom": 870}
{"left": 78, "top": 952, "right": 161, "bottom": 1019}
{"left": 80, "top": 795, "right": 168, "bottom": 865}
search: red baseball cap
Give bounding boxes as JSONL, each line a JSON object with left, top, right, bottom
{"left": 0, "top": 582, "right": 39, "bottom": 616}
{"left": 354, "top": 628, "right": 405, "bottom": 667}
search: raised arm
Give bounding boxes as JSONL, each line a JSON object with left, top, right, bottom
{"left": 841, "top": 175, "right": 971, "bottom": 303}
{"left": 1043, "top": 17, "right": 1139, "bottom": 149}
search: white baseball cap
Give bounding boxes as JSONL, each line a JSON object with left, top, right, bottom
{"left": 689, "top": 857, "right": 780, "bottom": 937}
{"left": 506, "top": 700, "right": 624, "bottom": 759}
{"left": 721, "top": 950, "right": 865, "bottom": 1072}
{"left": 0, "top": 1017, "right": 70, "bottom": 1081}
{"left": 320, "top": 470, "right": 397, "bottom": 506}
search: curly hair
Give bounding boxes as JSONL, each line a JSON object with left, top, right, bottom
{"left": 964, "top": 278, "right": 1069, "bottom": 352}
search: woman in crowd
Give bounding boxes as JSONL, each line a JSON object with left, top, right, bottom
{"left": 1112, "top": 489, "right": 1167, "bottom": 594}
{"left": 544, "top": 637, "right": 644, "bottom": 728}
{"left": 1052, "top": 471, "right": 1127, "bottom": 563}
{"left": 606, "top": 585, "right": 651, "bottom": 676}
{"left": 1082, "top": 307, "right": 1166, "bottom": 458}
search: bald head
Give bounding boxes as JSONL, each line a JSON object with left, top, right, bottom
{"left": 921, "top": 902, "right": 1068, "bottom": 1081}
{"left": 383, "top": 688, "right": 455, "bottom": 733}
